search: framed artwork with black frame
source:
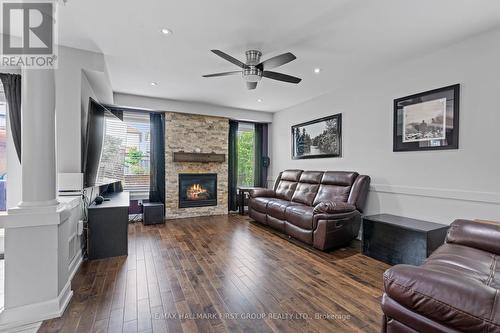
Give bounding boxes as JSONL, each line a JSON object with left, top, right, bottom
{"left": 291, "top": 113, "right": 342, "bottom": 159}
{"left": 393, "top": 84, "right": 460, "bottom": 152}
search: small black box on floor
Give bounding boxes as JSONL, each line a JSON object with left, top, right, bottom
{"left": 362, "top": 214, "right": 449, "bottom": 265}
{"left": 143, "top": 202, "right": 165, "bottom": 225}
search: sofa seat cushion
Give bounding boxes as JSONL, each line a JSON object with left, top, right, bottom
{"left": 266, "top": 199, "right": 299, "bottom": 220}
{"left": 285, "top": 222, "right": 313, "bottom": 245}
{"left": 267, "top": 215, "right": 286, "bottom": 233}
{"left": 250, "top": 197, "right": 273, "bottom": 213}
{"left": 384, "top": 243, "right": 500, "bottom": 333}
{"left": 285, "top": 205, "right": 314, "bottom": 230}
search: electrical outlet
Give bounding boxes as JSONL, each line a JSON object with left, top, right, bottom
{"left": 77, "top": 220, "right": 84, "bottom": 236}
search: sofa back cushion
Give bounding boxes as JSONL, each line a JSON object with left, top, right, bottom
{"left": 446, "top": 219, "right": 500, "bottom": 255}
{"left": 275, "top": 170, "right": 302, "bottom": 201}
{"left": 313, "top": 171, "right": 359, "bottom": 206}
{"left": 291, "top": 171, "right": 324, "bottom": 206}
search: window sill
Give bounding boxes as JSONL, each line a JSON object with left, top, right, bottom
{"left": 127, "top": 191, "right": 149, "bottom": 201}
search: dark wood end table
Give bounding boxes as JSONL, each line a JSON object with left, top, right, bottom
{"left": 237, "top": 187, "right": 266, "bottom": 215}
{"left": 362, "top": 214, "right": 449, "bottom": 266}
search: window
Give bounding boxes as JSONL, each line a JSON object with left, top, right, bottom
{"left": 237, "top": 122, "right": 255, "bottom": 187}
{"left": 95, "top": 110, "right": 150, "bottom": 192}
{"left": 122, "top": 112, "right": 150, "bottom": 192}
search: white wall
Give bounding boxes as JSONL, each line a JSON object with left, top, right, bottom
{"left": 56, "top": 46, "right": 113, "bottom": 174}
{"left": 272, "top": 28, "right": 500, "bottom": 224}
{"left": 3, "top": 46, "right": 113, "bottom": 205}
{"left": 80, "top": 69, "right": 114, "bottom": 172}
{"left": 114, "top": 92, "right": 273, "bottom": 123}
{"left": 52, "top": 47, "right": 114, "bottom": 286}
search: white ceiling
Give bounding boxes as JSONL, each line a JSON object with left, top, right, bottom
{"left": 58, "top": 0, "right": 500, "bottom": 112}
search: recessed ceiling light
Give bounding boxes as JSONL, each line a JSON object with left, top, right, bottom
{"left": 313, "top": 68, "right": 321, "bottom": 74}
{"left": 160, "top": 28, "right": 172, "bottom": 35}
{"left": 257, "top": 98, "right": 263, "bottom": 102}
{"left": 150, "top": 82, "right": 158, "bottom": 86}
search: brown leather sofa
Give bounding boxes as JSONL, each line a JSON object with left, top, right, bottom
{"left": 248, "top": 169, "right": 370, "bottom": 251}
{"left": 381, "top": 219, "right": 500, "bottom": 333}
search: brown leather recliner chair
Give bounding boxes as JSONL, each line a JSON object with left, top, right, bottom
{"left": 381, "top": 219, "right": 500, "bottom": 333}
{"left": 248, "top": 169, "right": 370, "bottom": 251}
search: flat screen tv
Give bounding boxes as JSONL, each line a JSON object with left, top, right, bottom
{"left": 83, "top": 98, "right": 126, "bottom": 187}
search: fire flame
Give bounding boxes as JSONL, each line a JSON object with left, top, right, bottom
{"left": 187, "top": 183, "right": 209, "bottom": 200}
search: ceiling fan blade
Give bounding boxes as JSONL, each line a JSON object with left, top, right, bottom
{"left": 262, "top": 71, "right": 302, "bottom": 84}
{"left": 246, "top": 82, "right": 257, "bottom": 90}
{"left": 211, "top": 50, "right": 247, "bottom": 68}
{"left": 258, "top": 52, "right": 296, "bottom": 70}
{"left": 202, "top": 71, "right": 241, "bottom": 78}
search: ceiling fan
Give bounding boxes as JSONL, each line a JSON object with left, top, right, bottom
{"left": 203, "top": 50, "right": 301, "bottom": 90}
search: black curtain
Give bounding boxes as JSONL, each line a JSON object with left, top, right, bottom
{"left": 254, "top": 123, "right": 268, "bottom": 187}
{"left": 149, "top": 113, "right": 166, "bottom": 206}
{"left": 0, "top": 73, "right": 21, "bottom": 161}
{"left": 228, "top": 120, "right": 238, "bottom": 211}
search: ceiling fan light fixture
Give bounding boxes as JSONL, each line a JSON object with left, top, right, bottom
{"left": 243, "top": 67, "right": 262, "bottom": 82}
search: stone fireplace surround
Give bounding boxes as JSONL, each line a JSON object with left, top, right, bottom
{"left": 165, "top": 112, "right": 229, "bottom": 219}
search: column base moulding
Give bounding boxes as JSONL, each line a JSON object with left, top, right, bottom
{"left": 0, "top": 280, "right": 72, "bottom": 333}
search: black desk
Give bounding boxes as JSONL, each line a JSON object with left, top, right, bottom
{"left": 362, "top": 214, "right": 449, "bottom": 265}
{"left": 87, "top": 191, "right": 130, "bottom": 260}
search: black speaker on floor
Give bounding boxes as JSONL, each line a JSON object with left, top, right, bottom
{"left": 143, "top": 202, "right": 165, "bottom": 225}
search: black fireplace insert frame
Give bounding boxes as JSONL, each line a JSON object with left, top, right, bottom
{"left": 178, "top": 173, "right": 218, "bottom": 208}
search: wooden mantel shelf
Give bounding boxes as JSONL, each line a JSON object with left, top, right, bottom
{"left": 173, "top": 151, "right": 226, "bottom": 163}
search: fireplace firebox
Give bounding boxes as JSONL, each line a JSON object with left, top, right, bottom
{"left": 178, "top": 173, "right": 217, "bottom": 208}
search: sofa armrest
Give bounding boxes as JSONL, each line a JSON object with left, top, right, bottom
{"left": 249, "top": 188, "right": 275, "bottom": 198}
{"left": 313, "top": 201, "right": 357, "bottom": 214}
{"left": 312, "top": 212, "right": 361, "bottom": 250}
{"left": 446, "top": 219, "right": 500, "bottom": 255}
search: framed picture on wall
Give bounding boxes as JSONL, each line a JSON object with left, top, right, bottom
{"left": 393, "top": 84, "right": 460, "bottom": 152}
{"left": 291, "top": 113, "right": 342, "bottom": 159}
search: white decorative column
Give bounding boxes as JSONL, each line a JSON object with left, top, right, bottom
{"left": 0, "top": 69, "right": 73, "bottom": 332}
{"left": 18, "top": 69, "right": 58, "bottom": 208}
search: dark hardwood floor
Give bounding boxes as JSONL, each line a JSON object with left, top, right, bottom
{"left": 39, "top": 214, "right": 389, "bottom": 333}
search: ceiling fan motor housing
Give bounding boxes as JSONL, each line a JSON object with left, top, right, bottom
{"left": 245, "top": 50, "right": 262, "bottom": 65}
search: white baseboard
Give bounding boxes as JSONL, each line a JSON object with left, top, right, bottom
{"left": 0, "top": 321, "right": 42, "bottom": 333}
{"left": 0, "top": 279, "right": 73, "bottom": 332}
{"left": 68, "top": 250, "right": 83, "bottom": 282}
